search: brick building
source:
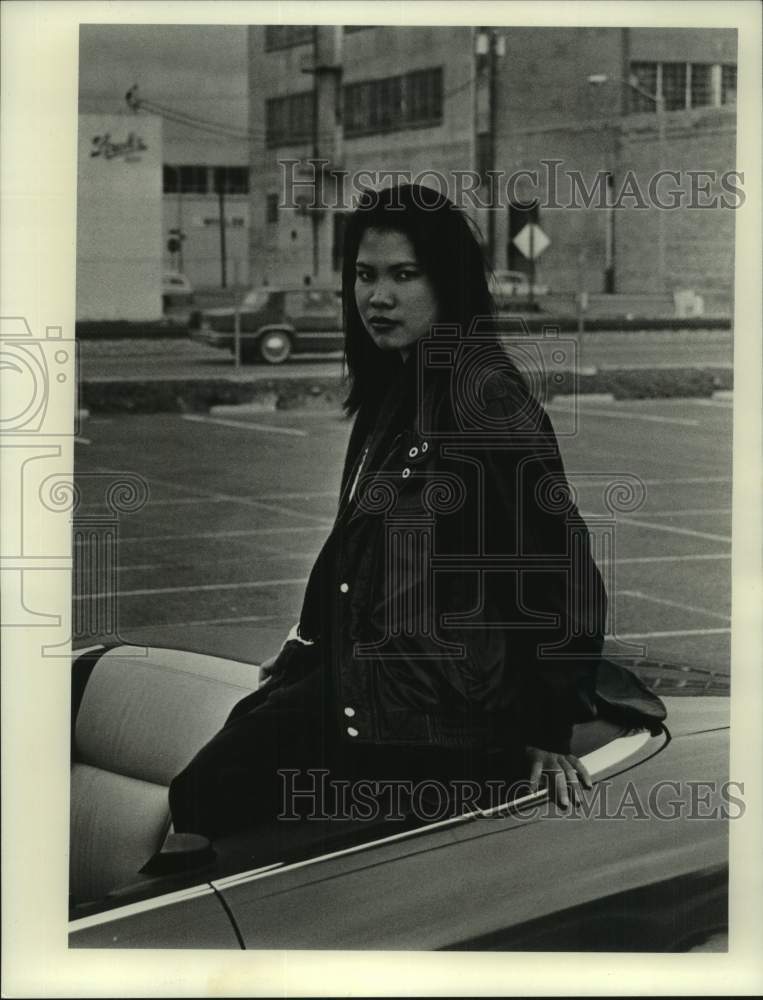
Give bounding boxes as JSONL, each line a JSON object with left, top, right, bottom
{"left": 247, "top": 25, "right": 737, "bottom": 308}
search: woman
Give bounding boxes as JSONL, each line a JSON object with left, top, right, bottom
{"left": 170, "top": 184, "right": 610, "bottom": 840}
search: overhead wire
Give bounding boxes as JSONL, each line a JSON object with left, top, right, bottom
{"left": 127, "top": 69, "right": 480, "bottom": 144}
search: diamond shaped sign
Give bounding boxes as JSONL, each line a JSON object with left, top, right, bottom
{"left": 513, "top": 223, "right": 550, "bottom": 260}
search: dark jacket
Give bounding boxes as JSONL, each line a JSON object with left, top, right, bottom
{"left": 279, "top": 349, "right": 606, "bottom": 754}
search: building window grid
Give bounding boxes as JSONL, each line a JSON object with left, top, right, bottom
{"left": 629, "top": 62, "right": 658, "bottom": 113}
{"left": 163, "top": 166, "right": 250, "bottom": 195}
{"left": 264, "top": 25, "right": 315, "bottom": 51}
{"left": 266, "top": 193, "right": 280, "bottom": 224}
{"left": 179, "top": 166, "right": 209, "bottom": 194}
{"left": 721, "top": 64, "right": 737, "bottom": 104}
{"left": 163, "top": 165, "right": 178, "bottom": 194}
{"left": 266, "top": 91, "right": 315, "bottom": 147}
{"left": 629, "top": 60, "right": 737, "bottom": 112}
{"left": 661, "top": 62, "right": 687, "bottom": 111}
{"left": 213, "top": 167, "right": 250, "bottom": 195}
{"left": 344, "top": 67, "right": 443, "bottom": 138}
{"left": 690, "top": 63, "right": 714, "bottom": 108}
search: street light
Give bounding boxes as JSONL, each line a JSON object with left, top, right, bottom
{"left": 587, "top": 72, "right": 667, "bottom": 292}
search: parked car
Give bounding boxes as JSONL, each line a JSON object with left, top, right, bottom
{"left": 490, "top": 269, "right": 549, "bottom": 309}
{"left": 69, "top": 639, "right": 730, "bottom": 951}
{"left": 162, "top": 271, "right": 194, "bottom": 310}
{"left": 189, "top": 285, "right": 343, "bottom": 364}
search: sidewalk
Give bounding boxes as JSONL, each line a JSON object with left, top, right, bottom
{"left": 77, "top": 328, "right": 733, "bottom": 415}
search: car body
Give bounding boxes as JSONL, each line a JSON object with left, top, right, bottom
{"left": 162, "top": 271, "right": 194, "bottom": 310}
{"left": 68, "top": 638, "right": 730, "bottom": 951}
{"left": 490, "top": 269, "right": 549, "bottom": 308}
{"left": 189, "top": 285, "right": 343, "bottom": 363}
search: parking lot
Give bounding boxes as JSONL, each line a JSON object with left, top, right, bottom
{"left": 72, "top": 394, "right": 732, "bottom": 680}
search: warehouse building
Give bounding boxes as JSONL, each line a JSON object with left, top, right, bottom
{"left": 247, "top": 25, "right": 737, "bottom": 311}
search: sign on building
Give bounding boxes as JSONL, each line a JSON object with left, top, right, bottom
{"left": 77, "top": 113, "right": 163, "bottom": 321}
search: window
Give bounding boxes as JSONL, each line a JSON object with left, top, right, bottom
{"left": 628, "top": 62, "right": 659, "bottom": 112}
{"left": 629, "top": 60, "right": 737, "bottom": 113}
{"left": 661, "top": 63, "right": 687, "bottom": 111}
{"left": 721, "top": 64, "right": 737, "bottom": 104}
{"left": 213, "top": 167, "right": 249, "bottom": 195}
{"left": 266, "top": 91, "right": 315, "bottom": 147}
{"left": 690, "top": 64, "right": 713, "bottom": 108}
{"left": 163, "top": 166, "right": 178, "bottom": 194}
{"left": 266, "top": 194, "right": 279, "bottom": 224}
{"left": 264, "top": 25, "right": 315, "bottom": 51}
{"left": 172, "top": 166, "right": 208, "bottom": 194}
{"left": 343, "top": 67, "right": 443, "bottom": 137}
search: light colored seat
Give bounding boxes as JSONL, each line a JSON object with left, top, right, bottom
{"left": 70, "top": 645, "right": 258, "bottom": 905}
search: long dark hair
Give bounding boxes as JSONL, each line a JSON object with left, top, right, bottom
{"left": 341, "top": 184, "right": 498, "bottom": 417}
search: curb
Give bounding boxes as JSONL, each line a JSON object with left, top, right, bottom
{"left": 79, "top": 367, "right": 733, "bottom": 416}
{"left": 75, "top": 314, "right": 733, "bottom": 340}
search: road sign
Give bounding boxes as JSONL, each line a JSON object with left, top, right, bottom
{"left": 513, "top": 223, "right": 550, "bottom": 260}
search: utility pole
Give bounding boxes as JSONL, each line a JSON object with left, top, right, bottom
{"left": 486, "top": 28, "right": 497, "bottom": 267}
{"left": 217, "top": 170, "right": 228, "bottom": 288}
{"left": 308, "top": 26, "right": 343, "bottom": 282}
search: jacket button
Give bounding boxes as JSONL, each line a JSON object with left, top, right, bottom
{"left": 344, "top": 706, "right": 356, "bottom": 717}
{"left": 347, "top": 727, "right": 359, "bottom": 737}
{"left": 339, "top": 582, "right": 349, "bottom": 593}
{"left": 408, "top": 446, "right": 419, "bottom": 458}
{"left": 402, "top": 468, "right": 411, "bottom": 479}
{"left": 421, "top": 441, "right": 428, "bottom": 452}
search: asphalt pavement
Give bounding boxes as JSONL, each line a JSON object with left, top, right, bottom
{"left": 73, "top": 396, "right": 732, "bottom": 679}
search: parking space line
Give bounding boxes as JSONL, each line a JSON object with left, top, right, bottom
{"left": 618, "top": 590, "right": 731, "bottom": 622}
{"left": 570, "top": 476, "right": 730, "bottom": 488}
{"left": 548, "top": 404, "right": 699, "bottom": 427}
{"left": 182, "top": 414, "right": 308, "bottom": 437}
{"left": 90, "top": 465, "right": 334, "bottom": 526}
{"left": 615, "top": 553, "right": 730, "bottom": 564}
{"left": 685, "top": 399, "right": 734, "bottom": 408}
{"left": 640, "top": 477, "right": 730, "bottom": 485}
{"left": 617, "top": 627, "right": 730, "bottom": 639}
{"left": 73, "top": 578, "right": 309, "bottom": 600}
{"left": 618, "top": 517, "right": 731, "bottom": 543}
{"left": 251, "top": 490, "right": 338, "bottom": 501}
{"left": 82, "top": 525, "right": 327, "bottom": 545}
{"left": 156, "top": 614, "right": 278, "bottom": 627}
{"left": 609, "top": 508, "right": 731, "bottom": 518}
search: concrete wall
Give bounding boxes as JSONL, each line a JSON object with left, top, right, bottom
{"left": 161, "top": 193, "right": 250, "bottom": 288}
{"left": 248, "top": 26, "right": 737, "bottom": 308}
{"left": 77, "top": 113, "right": 163, "bottom": 320}
{"left": 492, "top": 27, "right": 737, "bottom": 303}
{"left": 248, "top": 25, "right": 475, "bottom": 285}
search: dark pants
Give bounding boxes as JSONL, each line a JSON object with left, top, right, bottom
{"left": 169, "top": 666, "right": 523, "bottom": 840}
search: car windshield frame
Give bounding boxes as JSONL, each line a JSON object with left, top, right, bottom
{"left": 69, "top": 726, "right": 666, "bottom": 926}
{"left": 241, "top": 289, "right": 272, "bottom": 310}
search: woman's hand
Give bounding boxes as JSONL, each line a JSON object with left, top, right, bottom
{"left": 525, "top": 746, "right": 592, "bottom": 809}
{"left": 257, "top": 653, "right": 279, "bottom": 688}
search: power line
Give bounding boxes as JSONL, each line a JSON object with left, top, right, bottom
{"left": 125, "top": 73, "right": 480, "bottom": 144}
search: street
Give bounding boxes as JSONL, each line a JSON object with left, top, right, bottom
{"left": 73, "top": 395, "right": 732, "bottom": 677}
{"left": 77, "top": 328, "right": 733, "bottom": 381}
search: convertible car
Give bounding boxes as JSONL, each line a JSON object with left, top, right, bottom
{"left": 68, "top": 638, "right": 730, "bottom": 951}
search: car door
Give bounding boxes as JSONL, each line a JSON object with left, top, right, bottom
{"left": 284, "top": 290, "right": 344, "bottom": 352}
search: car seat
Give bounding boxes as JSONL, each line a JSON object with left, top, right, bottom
{"left": 70, "top": 644, "right": 259, "bottom": 906}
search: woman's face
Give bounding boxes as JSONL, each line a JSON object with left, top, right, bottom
{"left": 354, "top": 228, "right": 439, "bottom": 358}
